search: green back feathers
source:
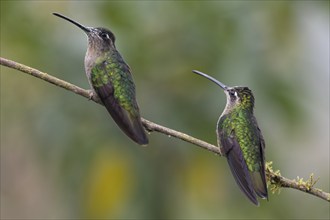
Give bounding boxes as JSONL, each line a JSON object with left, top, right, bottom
{"left": 218, "top": 109, "right": 262, "bottom": 172}
{"left": 91, "top": 52, "right": 138, "bottom": 116}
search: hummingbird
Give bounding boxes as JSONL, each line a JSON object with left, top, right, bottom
{"left": 193, "top": 70, "right": 268, "bottom": 206}
{"left": 53, "top": 13, "right": 148, "bottom": 145}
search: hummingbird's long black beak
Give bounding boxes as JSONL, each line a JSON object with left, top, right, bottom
{"left": 192, "top": 70, "right": 228, "bottom": 90}
{"left": 53, "top": 13, "right": 91, "bottom": 33}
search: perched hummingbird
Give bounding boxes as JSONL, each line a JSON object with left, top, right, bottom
{"left": 193, "top": 70, "right": 268, "bottom": 205}
{"left": 53, "top": 13, "right": 148, "bottom": 145}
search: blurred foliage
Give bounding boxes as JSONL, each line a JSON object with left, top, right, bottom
{"left": 1, "top": 1, "right": 329, "bottom": 219}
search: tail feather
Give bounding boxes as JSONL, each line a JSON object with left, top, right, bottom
{"left": 226, "top": 148, "right": 259, "bottom": 206}
{"left": 124, "top": 109, "right": 149, "bottom": 146}
{"left": 101, "top": 92, "right": 148, "bottom": 145}
{"left": 251, "top": 171, "right": 268, "bottom": 199}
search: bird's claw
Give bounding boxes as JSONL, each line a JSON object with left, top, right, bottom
{"left": 87, "top": 90, "right": 99, "bottom": 102}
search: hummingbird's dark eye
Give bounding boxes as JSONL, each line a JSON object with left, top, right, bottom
{"left": 228, "top": 90, "right": 239, "bottom": 100}
{"left": 100, "top": 32, "right": 109, "bottom": 39}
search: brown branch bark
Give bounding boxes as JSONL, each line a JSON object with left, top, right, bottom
{"left": 1, "top": 56, "right": 329, "bottom": 202}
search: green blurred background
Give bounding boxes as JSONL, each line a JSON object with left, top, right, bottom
{"left": 1, "top": 1, "right": 329, "bottom": 219}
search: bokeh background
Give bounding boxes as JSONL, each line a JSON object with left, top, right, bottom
{"left": 1, "top": 1, "right": 329, "bottom": 219}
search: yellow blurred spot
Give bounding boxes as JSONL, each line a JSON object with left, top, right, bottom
{"left": 179, "top": 155, "right": 226, "bottom": 211}
{"left": 83, "top": 147, "right": 134, "bottom": 218}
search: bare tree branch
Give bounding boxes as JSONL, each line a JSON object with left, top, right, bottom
{"left": 1, "top": 57, "right": 329, "bottom": 202}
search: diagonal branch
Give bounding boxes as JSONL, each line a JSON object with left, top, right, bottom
{"left": 1, "top": 57, "right": 329, "bottom": 202}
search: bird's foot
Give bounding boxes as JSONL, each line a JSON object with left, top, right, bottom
{"left": 219, "top": 148, "right": 225, "bottom": 157}
{"left": 87, "top": 90, "right": 100, "bottom": 102}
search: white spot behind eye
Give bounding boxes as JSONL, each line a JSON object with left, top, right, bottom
{"left": 234, "top": 91, "right": 238, "bottom": 97}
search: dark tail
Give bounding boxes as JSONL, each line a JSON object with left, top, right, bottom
{"left": 101, "top": 95, "right": 149, "bottom": 146}
{"left": 226, "top": 151, "right": 259, "bottom": 206}
{"left": 251, "top": 169, "right": 268, "bottom": 199}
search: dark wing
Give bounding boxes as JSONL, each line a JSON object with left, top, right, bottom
{"left": 218, "top": 117, "right": 259, "bottom": 205}
{"left": 91, "top": 61, "right": 148, "bottom": 145}
{"left": 252, "top": 121, "right": 268, "bottom": 199}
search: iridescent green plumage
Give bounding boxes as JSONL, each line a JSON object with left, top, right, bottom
{"left": 193, "top": 70, "right": 268, "bottom": 205}
{"left": 90, "top": 51, "right": 137, "bottom": 116}
{"left": 53, "top": 13, "right": 148, "bottom": 145}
